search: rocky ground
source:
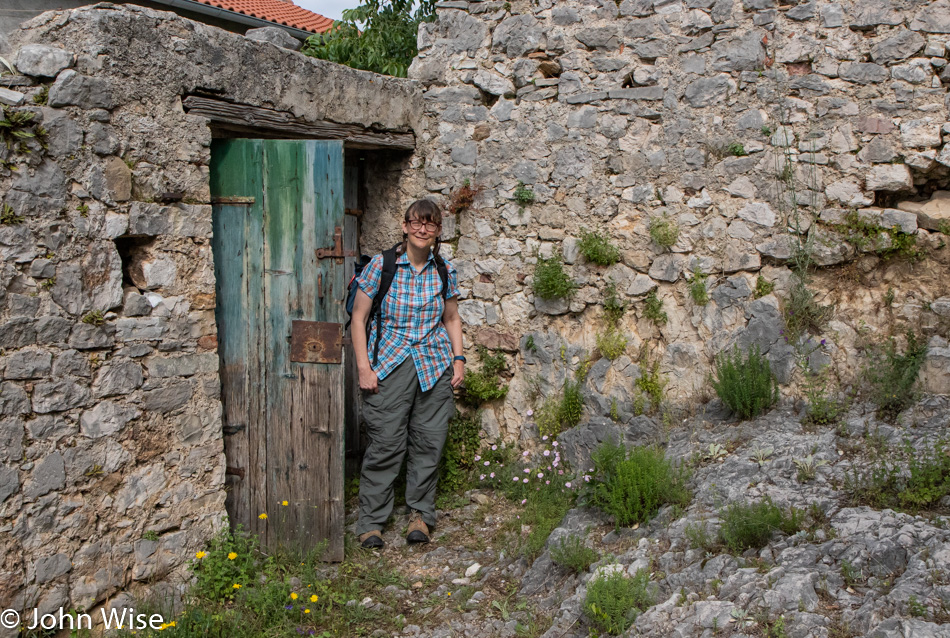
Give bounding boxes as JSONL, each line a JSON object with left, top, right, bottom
{"left": 337, "top": 395, "right": 950, "bottom": 638}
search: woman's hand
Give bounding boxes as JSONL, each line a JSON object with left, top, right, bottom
{"left": 451, "top": 359, "right": 465, "bottom": 389}
{"left": 359, "top": 366, "right": 379, "bottom": 393}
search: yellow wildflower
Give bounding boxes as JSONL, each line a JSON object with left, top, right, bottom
{"left": 233, "top": 583, "right": 241, "bottom": 589}
{"left": 290, "top": 592, "right": 298, "bottom": 600}
{"left": 195, "top": 551, "right": 206, "bottom": 559}
{"left": 282, "top": 500, "right": 289, "bottom": 506}
{"left": 259, "top": 513, "right": 268, "bottom": 520}
{"left": 304, "top": 609, "right": 310, "bottom": 614}
{"left": 228, "top": 552, "right": 237, "bottom": 560}
{"left": 310, "top": 594, "right": 318, "bottom": 603}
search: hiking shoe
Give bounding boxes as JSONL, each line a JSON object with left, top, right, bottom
{"left": 406, "top": 510, "right": 430, "bottom": 544}
{"left": 359, "top": 530, "right": 384, "bottom": 549}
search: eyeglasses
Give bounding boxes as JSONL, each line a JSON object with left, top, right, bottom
{"left": 407, "top": 219, "right": 440, "bottom": 232}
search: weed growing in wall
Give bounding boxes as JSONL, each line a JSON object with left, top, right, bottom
{"left": 726, "top": 142, "right": 747, "bottom": 157}
{"left": 844, "top": 439, "right": 950, "bottom": 513}
{"left": 603, "top": 278, "right": 627, "bottom": 326}
{"left": 586, "top": 440, "right": 691, "bottom": 528}
{"left": 635, "top": 355, "right": 666, "bottom": 414}
{"left": 0, "top": 203, "right": 23, "bottom": 225}
{"left": 643, "top": 290, "right": 668, "bottom": 326}
{"left": 754, "top": 275, "right": 775, "bottom": 299}
{"left": 535, "top": 361, "right": 588, "bottom": 438}
{"left": 462, "top": 347, "right": 509, "bottom": 406}
{"left": 648, "top": 215, "right": 679, "bottom": 250}
{"left": 801, "top": 367, "right": 847, "bottom": 430}
{"left": 513, "top": 181, "right": 535, "bottom": 206}
{"left": 689, "top": 269, "right": 709, "bottom": 306}
{"left": 863, "top": 331, "right": 927, "bottom": 422}
{"left": 718, "top": 497, "right": 803, "bottom": 554}
{"left": 583, "top": 568, "right": 655, "bottom": 636}
{"left": 533, "top": 251, "right": 576, "bottom": 300}
{"left": 596, "top": 329, "right": 628, "bottom": 360}
{"left": 82, "top": 310, "right": 105, "bottom": 326}
{"left": 837, "top": 211, "right": 924, "bottom": 262}
{"left": 578, "top": 228, "right": 620, "bottom": 266}
{"left": 438, "top": 410, "right": 482, "bottom": 502}
{"left": 711, "top": 345, "right": 778, "bottom": 420}
{"left": 447, "top": 179, "right": 480, "bottom": 216}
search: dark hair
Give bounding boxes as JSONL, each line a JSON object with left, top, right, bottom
{"left": 401, "top": 199, "right": 444, "bottom": 261}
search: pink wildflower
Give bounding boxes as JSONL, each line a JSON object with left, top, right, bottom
{"left": 480, "top": 474, "right": 486, "bottom": 480}
{"left": 543, "top": 450, "right": 550, "bottom": 457}
{"left": 484, "top": 461, "right": 490, "bottom": 466}
{"left": 521, "top": 499, "right": 527, "bottom": 505}
{"left": 491, "top": 445, "right": 497, "bottom": 451}
{"left": 490, "top": 472, "right": 495, "bottom": 478}
{"left": 526, "top": 409, "right": 534, "bottom": 417}
{"left": 523, "top": 478, "right": 528, "bottom": 483}
{"left": 542, "top": 435, "right": 548, "bottom": 441}
{"left": 565, "top": 482, "right": 572, "bottom": 488}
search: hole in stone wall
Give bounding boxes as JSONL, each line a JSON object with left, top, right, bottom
{"left": 114, "top": 235, "right": 157, "bottom": 291}
{"left": 478, "top": 88, "right": 499, "bottom": 108}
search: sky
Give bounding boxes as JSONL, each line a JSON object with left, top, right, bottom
{"left": 292, "top": 0, "right": 360, "bottom": 21}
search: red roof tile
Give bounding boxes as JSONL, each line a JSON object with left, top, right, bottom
{"left": 193, "top": 0, "right": 335, "bottom": 33}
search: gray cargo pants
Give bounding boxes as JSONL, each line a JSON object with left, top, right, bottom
{"left": 356, "top": 357, "right": 454, "bottom": 535}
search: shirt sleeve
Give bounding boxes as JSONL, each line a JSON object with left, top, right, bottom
{"left": 445, "top": 259, "right": 460, "bottom": 299}
{"left": 355, "top": 254, "right": 383, "bottom": 299}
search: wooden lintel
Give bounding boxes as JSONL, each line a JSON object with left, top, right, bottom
{"left": 182, "top": 95, "right": 416, "bottom": 151}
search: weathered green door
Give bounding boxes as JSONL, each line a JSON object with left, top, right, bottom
{"left": 210, "top": 139, "right": 345, "bottom": 560}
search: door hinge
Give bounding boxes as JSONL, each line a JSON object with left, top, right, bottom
{"left": 223, "top": 423, "right": 246, "bottom": 435}
{"left": 315, "top": 226, "right": 356, "bottom": 263}
{"left": 226, "top": 466, "right": 246, "bottom": 479}
{"left": 211, "top": 196, "right": 256, "bottom": 205}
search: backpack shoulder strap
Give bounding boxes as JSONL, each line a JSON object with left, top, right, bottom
{"left": 435, "top": 254, "right": 449, "bottom": 299}
{"left": 369, "top": 244, "right": 401, "bottom": 367}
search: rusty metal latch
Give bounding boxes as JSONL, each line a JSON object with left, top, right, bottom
{"left": 289, "top": 320, "right": 343, "bottom": 364}
{"left": 314, "top": 227, "right": 356, "bottom": 263}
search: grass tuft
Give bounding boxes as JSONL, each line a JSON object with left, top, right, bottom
{"left": 711, "top": 344, "right": 778, "bottom": 420}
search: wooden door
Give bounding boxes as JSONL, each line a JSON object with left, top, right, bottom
{"left": 211, "top": 139, "right": 345, "bottom": 560}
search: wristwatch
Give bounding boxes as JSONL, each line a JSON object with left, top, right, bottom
{"left": 453, "top": 355, "right": 467, "bottom": 363}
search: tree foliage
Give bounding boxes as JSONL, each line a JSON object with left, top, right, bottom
{"left": 301, "top": 0, "right": 436, "bottom": 78}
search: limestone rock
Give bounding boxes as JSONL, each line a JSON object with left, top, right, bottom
{"left": 850, "top": 0, "right": 903, "bottom": 29}
{"left": 909, "top": 0, "right": 950, "bottom": 33}
{"left": 244, "top": 26, "right": 302, "bottom": 51}
{"left": 15, "top": 44, "right": 73, "bottom": 78}
{"left": 473, "top": 70, "right": 514, "bottom": 97}
{"left": 23, "top": 452, "right": 65, "bottom": 499}
{"left": 899, "top": 119, "right": 942, "bottom": 148}
{"left": 80, "top": 401, "right": 141, "bottom": 439}
{"left": 866, "top": 165, "right": 913, "bottom": 191}
{"left": 48, "top": 70, "right": 114, "bottom": 109}
{"left": 897, "top": 191, "right": 950, "bottom": 231}
{"left": 870, "top": 29, "right": 926, "bottom": 64}
{"left": 737, "top": 202, "right": 776, "bottom": 227}
{"left": 711, "top": 31, "right": 767, "bottom": 72}
{"left": 683, "top": 75, "right": 735, "bottom": 107}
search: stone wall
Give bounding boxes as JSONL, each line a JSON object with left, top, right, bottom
{"left": 0, "top": 4, "right": 419, "bottom": 622}
{"left": 408, "top": 0, "right": 950, "bottom": 440}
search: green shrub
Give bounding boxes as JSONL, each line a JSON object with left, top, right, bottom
{"left": 587, "top": 441, "right": 691, "bottom": 527}
{"left": 536, "top": 378, "right": 585, "bottom": 438}
{"left": 438, "top": 410, "right": 482, "bottom": 500}
{"left": 603, "top": 278, "right": 627, "bottom": 326}
{"left": 0, "top": 203, "right": 23, "bottom": 225}
{"left": 726, "top": 142, "right": 747, "bottom": 157}
{"left": 754, "top": 275, "right": 775, "bottom": 299}
{"left": 684, "top": 522, "right": 714, "bottom": 551}
{"left": 845, "top": 439, "right": 950, "bottom": 512}
{"left": 801, "top": 367, "right": 846, "bottom": 429}
{"left": 864, "top": 331, "right": 927, "bottom": 422}
{"left": 648, "top": 215, "right": 679, "bottom": 249}
{"left": 533, "top": 251, "right": 576, "bottom": 300}
{"left": 514, "top": 181, "right": 535, "bottom": 206}
{"left": 550, "top": 535, "right": 599, "bottom": 573}
{"left": 782, "top": 278, "right": 833, "bottom": 344}
{"left": 718, "top": 497, "right": 803, "bottom": 554}
{"left": 711, "top": 345, "right": 779, "bottom": 420}
{"left": 462, "top": 347, "right": 508, "bottom": 405}
{"left": 643, "top": 290, "right": 668, "bottom": 326}
{"left": 689, "top": 270, "right": 709, "bottom": 306}
{"left": 191, "top": 527, "right": 262, "bottom": 602}
{"left": 578, "top": 228, "right": 621, "bottom": 266}
{"left": 597, "top": 328, "right": 628, "bottom": 360}
{"left": 583, "top": 568, "right": 655, "bottom": 635}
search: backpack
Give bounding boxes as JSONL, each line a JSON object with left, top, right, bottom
{"left": 345, "top": 243, "right": 449, "bottom": 366}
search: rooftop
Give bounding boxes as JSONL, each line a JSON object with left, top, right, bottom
{"left": 191, "top": 0, "right": 335, "bottom": 34}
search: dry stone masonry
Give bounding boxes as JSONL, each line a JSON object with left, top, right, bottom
{"left": 0, "top": 3, "right": 418, "bottom": 623}
{"left": 408, "top": 0, "right": 950, "bottom": 439}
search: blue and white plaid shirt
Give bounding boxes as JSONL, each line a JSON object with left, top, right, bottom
{"left": 356, "top": 251, "right": 460, "bottom": 392}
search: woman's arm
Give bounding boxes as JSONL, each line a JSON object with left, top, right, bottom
{"left": 442, "top": 296, "right": 465, "bottom": 389}
{"left": 351, "top": 288, "right": 379, "bottom": 393}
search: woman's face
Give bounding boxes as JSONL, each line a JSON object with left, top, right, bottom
{"left": 403, "top": 216, "right": 441, "bottom": 251}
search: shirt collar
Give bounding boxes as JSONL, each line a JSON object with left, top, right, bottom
{"left": 396, "top": 250, "right": 435, "bottom": 266}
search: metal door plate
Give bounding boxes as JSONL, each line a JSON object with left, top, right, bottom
{"left": 290, "top": 320, "right": 343, "bottom": 364}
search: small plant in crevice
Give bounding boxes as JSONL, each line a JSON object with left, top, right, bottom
{"left": 533, "top": 250, "right": 576, "bottom": 301}
{"left": 462, "top": 346, "right": 508, "bottom": 405}
{"left": 583, "top": 568, "right": 655, "bottom": 636}
{"left": 794, "top": 455, "right": 829, "bottom": 482}
{"left": 596, "top": 328, "right": 627, "bottom": 360}
{"left": 578, "top": 228, "right": 620, "bottom": 266}
{"left": 635, "top": 353, "right": 666, "bottom": 414}
{"left": 603, "top": 278, "right": 627, "bottom": 326}
{"left": 643, "top": 289, "right": 668, "bottom": 326}
{"left": 32, "top": 85, "right": 49, "bottom": 105}
{"left": 513, "top": 181, "right": 535, "bottom": 206}
{"left": 1, "top": 105, "right": 48, "bottom": 155}
{"left": 862, "top": 330, "right": 927, "bottom": 422}
{"left": 1, "top": 203, "right": 23, "bottom": 225}
{"left": 550, "top": 534, "right": 599, "bottom": 574}
{"left": 781, "top": 245, "right": 833, "bottom": 344}
{"left": 837, "top": 210, "right": 924, "bottom": 262}
{"left": 82, "top": 310, "right": 105, "bottom": 326}
{"left": 717, "top": 497, "right": 803, "bottom": 554}
{"left": 726, "top": 142, "right": 747, "bottom": 157}
{"left": 844, "top": 439, "right": 950, "bottom": 513}
{"left": 883, "top": 287, "right": 896, "bottom": 307}
{"left": 535, "top": 369, "right": 587, "bottom": 439}
{"left": 77, "top": 202, "right": 89, "bottom": 217}
{"left": 711, "top": 344, "right": 779, "bottom": 420}
{"left": 754, "top": 275, "right": 775, "bottom": 299}
{"left": 586, "top": 440, "right": 691, "bottom": 528}
{"left": 648, "top": 215, "right": 679, "bottom": 250}
{"left": 801, "top": 366, "right": 847, "bottom": 430}
{"left": 447, "top": 178, "right": 481, "bottom": 216}
{"left": 689, "top": 269, "right": 709, "bottom": 306}
{"left": 40, "top": 277, "right": 56, "bottom": 291}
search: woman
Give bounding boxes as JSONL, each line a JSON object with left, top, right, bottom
{"left": 351, "top": 199, "right": 465, "bottom": 548}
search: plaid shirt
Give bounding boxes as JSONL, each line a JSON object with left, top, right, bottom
{"left": 356, "top": 251, "right": 460, "bottom": 392}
